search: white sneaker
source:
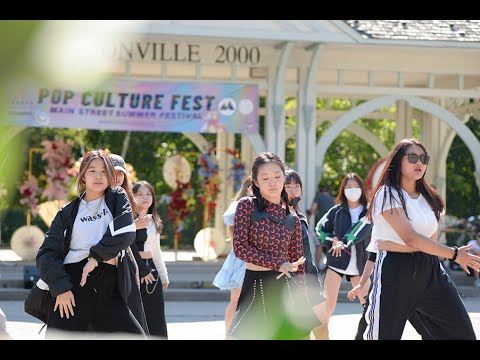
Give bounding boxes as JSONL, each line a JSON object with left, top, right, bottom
{"left": 474, "top": 279, "right": 480, "bottom": 288}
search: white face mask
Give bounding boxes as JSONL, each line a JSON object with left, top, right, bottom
{"left": 344, "top": 188, "right": 362, "bottom": 202}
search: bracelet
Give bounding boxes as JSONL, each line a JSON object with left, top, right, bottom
{"left": 449, "top": 246, "right": 459, "bottom": 262}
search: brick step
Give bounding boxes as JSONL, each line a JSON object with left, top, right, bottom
{"left": 2, "top": 260, "right": 479, "bottom": 302}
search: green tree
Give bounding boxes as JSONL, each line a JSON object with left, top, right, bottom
{"left": 446, "top": 116, "right": 480, "bottom": 218}
{"left": 285, "top": 98, "right": 401, "bottom": 194}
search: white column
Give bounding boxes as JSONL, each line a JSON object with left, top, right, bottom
{"left": 265, "top": 66, "right": 277, "bottom": 153}
{"left": 294, "top": 44, "right": 323, "bottom": 212}
{"left": 215, "top": 133, "right": 235, "bottom": 255}
{"left": 421, "top": 98, "right": 447, "bottom": 200}
{"left": 241, "top": 134, "right": 255, "bottom": 173}
{"left": 395, "top": 100, "right": 412, "bottom": 144}
{"left": 265, "top": 42, "right": 293, "bottom": 159}
{"left": 295, "top": 65, "right": 308, "bottom": 194}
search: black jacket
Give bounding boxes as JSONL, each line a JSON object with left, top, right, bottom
{"left": 315, "top": 203, "right": 372, "bottom": 273}
{"left": 36, "top": 186, "right": 136, "bottom": 297}
{"left": 297, "top": 212, "right": 319, "bottom": 277}
{"left": 297, "top": 212, "right": 325, "bottom": 306}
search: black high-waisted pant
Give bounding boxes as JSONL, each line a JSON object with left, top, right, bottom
{"left": 47, "top": 258, "right": 145, "bottom": 338}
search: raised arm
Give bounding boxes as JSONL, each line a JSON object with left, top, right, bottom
{"left": 315, "top": 205, "right": 339, "bottom": 245}
{"left": 382, "top": 207, "right": 480, "bottom": 274}
{"left": 343, "top": 215, "right": 373, "bottom": 247}
{"left": 148, "top": 227, "right": 169, "bottom": 286}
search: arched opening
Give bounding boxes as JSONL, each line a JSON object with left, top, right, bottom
{"left": 315, "top": 96, "right": 480, "bottom": 195}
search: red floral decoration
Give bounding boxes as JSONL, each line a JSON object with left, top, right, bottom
{"left": 160, "top": 180, "right": 195, "bottom": 233}
{"left": 41, "top": 139, "right": 75, "bottom": 201}
{"left": 18, "top": 172, "right": 40, "bottom": 216}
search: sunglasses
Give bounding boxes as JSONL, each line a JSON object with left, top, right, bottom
{"left": 404, "top": 153, "right": 430, "bottom": 165}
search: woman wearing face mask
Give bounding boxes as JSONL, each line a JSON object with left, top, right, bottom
{"left": 314, "top": 172, "right": 373, "bottom": 340}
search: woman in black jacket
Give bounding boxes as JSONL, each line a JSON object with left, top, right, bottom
{"left": 36, "top": 150, "right": 144, "bottom": 338}
{"left": 314, "top": 172, "right": 372, "bottom": 340}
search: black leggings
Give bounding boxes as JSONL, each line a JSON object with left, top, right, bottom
{"left": 46, "top": 259, "right": 145, "bottom": 337}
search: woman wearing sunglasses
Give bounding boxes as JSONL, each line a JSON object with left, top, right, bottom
{"left": 361, "top": 138, "right": 479, "bottom": 340}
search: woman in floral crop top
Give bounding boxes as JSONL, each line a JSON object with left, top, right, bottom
{"left": 227, "top": 152, "right": 306, "bottom": 340}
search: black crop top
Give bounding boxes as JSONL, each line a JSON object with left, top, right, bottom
{"left": 135, "top": 228, "right": 147, "bottom": 252}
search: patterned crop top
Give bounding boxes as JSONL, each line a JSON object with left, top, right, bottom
{"left": 232, "top": 196, "right": 304, "bottom": 272}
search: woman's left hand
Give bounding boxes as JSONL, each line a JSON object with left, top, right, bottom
{"left": 162, "top": 281, "right": 169, "bottom": 289}
{"left": 135, "top": 211, "right": 152, "bottom": 230}
{"left": 80, "top": 257, "right": 98, "bottom": 287}
{"left": 347, "top": 284, "right": 362, "bottom": 301}
{"left": 277, "top": 256, "right": 306, "bottom": 279}
{"left": 141, "top": 272, "right": 156, "bottom": 285}
{"left": 329, "top": 238, "right": 344, "bottom": 257}
{"left": 456, "top": 244, "right": 480, "bottom": 274}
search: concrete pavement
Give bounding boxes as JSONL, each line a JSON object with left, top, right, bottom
{"left": 2, "top": 298, "right": 480, "bottom": 340}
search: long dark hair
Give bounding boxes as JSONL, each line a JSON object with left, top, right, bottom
{"left": 234, "top": 175, "right": 252, "bottom": 201}
{"left": 367, "top": 138, "right": 445, "bottom": 221}
{"left": 112, "top": 154, "right": 137, "bottom": 215}
{"left": 251, "top": 152, "right": 290, "bottom": 214}
{"left": 132, "top": 180, "right": 163, "bottom": 234}
{"left": 285, "top": 169, "right": 303, "bottom": 214}
{"left": 336, "top": 172, "right": 369, "bottom": 207}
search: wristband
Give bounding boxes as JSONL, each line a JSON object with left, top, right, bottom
{"left": 449, "top": 246, "right": 459, "bottom": 262}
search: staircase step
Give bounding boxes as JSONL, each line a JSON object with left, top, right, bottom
{"left": 0, "top": 262, "right": 36, "bottom": 289}
{"left": 168, "top": 281, "right": 216, "bottom": 289}
{"left": 163, "top": 288, "right": 229, "bottom": 302}
{"left": 0, "top": 288, "right": 30, "bottom": 301}
{"left": 2, "top": 285, "right": 478, "bottom": 303}
{"left": 2, "top": 259, "right": 479, "bottom": 302}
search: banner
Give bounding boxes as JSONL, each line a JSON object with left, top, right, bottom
{"left": 7, "top": 79, "right": 259, "bottom": 134}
